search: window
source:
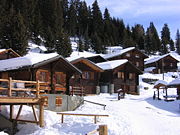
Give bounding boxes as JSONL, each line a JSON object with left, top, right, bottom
{"left": 82, "top": 71, "right": 94, "bottom": 79}
{"left": 55, "top": 72, "right": 66, "bottom": 85}
{"left": 118, "top": 72, "right": 124, "bottom": 79}
{"left": 170, "top": 63, "right": 173, "bottom": 67}
{"left": 37, "top": 70, "right": 49, "bottom": 82}
{"left": 136, "top": 62, "right": 140, "bottom": 67}
{"left": 129, "top": 73, "right": 135, "bottom": 80}
{"left": 135, "top": 54, "right": 140, "bottom": 58}
{"left": 126, "top": 53, "right": 130, "bottom": 57}
{"left": 55, "top": 96, "right": 62, "bottom": 106}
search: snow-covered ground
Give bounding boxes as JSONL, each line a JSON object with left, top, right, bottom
{"left": 0, "top": 73, "right": 180, "bottom": 135}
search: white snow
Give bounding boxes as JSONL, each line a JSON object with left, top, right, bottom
{"left": 96, "top": 60, "right": 128, "bottom": 70}
{"left": 103, "top": 47, "right": 135, "bottom": 59}
{"left": 0, "top": 52, "right": 58, "bottom": 71}
{"left": 154, "top": 80, "right": 168, "bottom": 86}
{"left": 0, "top": 72, "right": 180, "bottom": 135}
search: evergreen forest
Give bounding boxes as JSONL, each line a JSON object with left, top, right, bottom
{"left": 0, "top": 0, "right": 180, "bottom": 56}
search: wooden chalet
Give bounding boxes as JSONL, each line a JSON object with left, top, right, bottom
{"left": 0, "top": 48, "right": 20, "bottom": 60}
{"left": 0, "top": 53, "right": 81, "bottom": 95}
{"left": 103, "top": 47, "right": 148, "bottom": 71}
{"left": 96, "top": 60, "right": 142, "bottom": 94}
{"left": 145, "top": 54, "right": 179, "bottom": 74}
{"left": 68, "top": 57, "right": 103, "bottom": 94}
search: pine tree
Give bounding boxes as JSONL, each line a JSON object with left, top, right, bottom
{"left": 161, "top": 23, "right": 171, "bottom": 54}
{"left": 145, "top": 22, "right": 161, "bottom": 54}
{"left": 123, "top": 25, "right": 135, "bottom": 48}
{"left": 0, "top": 6, "right": 28, "bottom": 55}
{"left": 176, "top": 29, "right": 180, "bottom": 54}
{"left": 132, "top": 24, "right": 145, "bottom": 50}
{"left": 169, "top": 39, "right": 175, "bottom": 51}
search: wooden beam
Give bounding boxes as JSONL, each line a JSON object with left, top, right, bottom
{"left": 10, "top": 105, "right": 14, "bottom": 121}
{"left": 32, "top": 105, "right": 38, "bottom": 124}
{"left": 0, "top": 97, "right": 40, "bottom": 104}
{"left": 8, "top": 77, "right": 12, "bottom": 97}
{"left": 16, "top": 105, "right": 23, "bottom": 120}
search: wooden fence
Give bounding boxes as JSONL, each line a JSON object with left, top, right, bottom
{"left": 57, "top": 112, "right": 109, "bottom": 124}
{"left": 0, "top": 77, "right": 47, "bottom": 127}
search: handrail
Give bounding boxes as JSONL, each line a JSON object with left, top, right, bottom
{"left": 84, "top": 100, "right": 106, "bottom": 110}
{"left": 0, "top": 77, "right": 47, "bottom": 98}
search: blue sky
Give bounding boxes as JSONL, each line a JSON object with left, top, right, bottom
{"left": 85, "top": 0, "right": 180, "bottom": 39}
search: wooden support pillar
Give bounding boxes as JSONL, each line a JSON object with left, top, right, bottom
{"left": 10, "top": 105, "right": 14, "bottom": 121}
{"left": 8, "top": 77, "right": 12, "bottom": 97}
{"left": 94, "top": 116, "right": 97, "bottom": 124}
{"left": 157, "top": 88, "right": 160, "bottom": 100}
{"left": 99, "top": 125, "right": 108, "bottom": 135}
{"left": 16, "top": 105, "right": 23, "bottom": 120}
{"left": 32, "top": 105, "right": 38, "bottom": 124}
{"left": 61, "top": 114, "right": 64, "bottom": 123}
{"left": 39, "top": 99, "right": 44, "bottom": 127}
{"left": 36, "top": 80, "right": 40, "bottom": 98}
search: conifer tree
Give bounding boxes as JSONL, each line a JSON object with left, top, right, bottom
{"left": 145, "top": 22, "right": 161, "bottom": 54}
{"left": 169, "top": 39, "right": 175, "bottom": 51}
{"left": 161, "top": 23, "right": 171, "bottom": 54}
{"left": 132, "top": 24, "right": 145, "bottom": 50}
{"left": 176, "top": 29, "right": 180, "bottom": 54}
{"left": 0, "top": 7, "right": 28, "bottom": 55}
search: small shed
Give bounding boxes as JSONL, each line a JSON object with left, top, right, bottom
{"left": 153, "top": 80, "right": 168, "bottom": 100}
{"left": 168, "top": 78, "right": 180, "bottom": 99}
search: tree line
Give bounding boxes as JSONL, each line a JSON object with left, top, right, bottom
{"left": 0, "top": 0, "right": 179, "bottom": 56}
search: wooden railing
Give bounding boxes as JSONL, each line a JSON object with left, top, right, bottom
{"left": 84, "top": 100, "right": 106, "bottom": 110}
{"left": 57, "top": 112, "right": 109, "bottom": 124}
{"left": 70, "top": 86, "right": 84, "bottom": 96}
{"left": 0, "top": 77, "right": 47, "bottom": 98}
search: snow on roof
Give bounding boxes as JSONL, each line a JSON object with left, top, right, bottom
{"left": 103, "top": 47, "right": 135, "bottom": 59}
{"left": 168, "top": 78, "right": 180, "bottom": 86}
{"left": 144, "top": 67, "right": 156, "bottom": 72}
{"left": 145, "top": 53, "right": 179, "bottom": 65}
{"left": 28, "top": 42, "right": 47, "bottom": 52}
{"left": 0, "top": 52, "right": 58, "bottom": 71}
{"left": 154, "top": 80, "right": 168, "bottom": 86}
{"left": 96, "top": 59, "right": 128, "bottom": 70}
{"left": 0, "top": 49, "right": 6, "bottom": 53}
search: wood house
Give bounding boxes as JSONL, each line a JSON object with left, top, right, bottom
{"left": 0, "top": 49, "right": 20, "bottom": 60}
{"left": 68, "top": 57, "right": 103, "bottom": 94}
{"left": 145, "top": 54, "right": 179, "bottom": 74}
{"left": 0, "top": 53, "right": 81, "bottom": 94}
{"left": 103, "top": 47, "right": 148, "bottom": 71}
{"left": 96, "top": 60, "right": 142, "bottom": 94}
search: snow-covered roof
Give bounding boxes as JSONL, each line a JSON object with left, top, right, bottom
{"left": 168, "top": 78, "right": 180, "bottom": 86}
{"left": 154, "top": 80, "right": 168, "bottom": 86}
{"left": 144, "top": 67, "right": 156, "bottom": 72}
{"left": 103, "top": 47, "right": 135, "bottom": 59}
{"left": 0, "top": 49, "right": 6, "bottom": 53}
{"left": 0, "top": 52, "right": 58, "bottom": 71}
{"left": 96, "top": 59, "right": 128, "bottom": 70}
{"left": 145, "top": 53, "right": 179, "bottom": 65}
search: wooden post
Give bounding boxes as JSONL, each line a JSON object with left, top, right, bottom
{"left": 39, "top": 99, "right": 44, "bottom": 127}
{"left": 61, "top": 114, "right": 64, "bottom": 123}
{"left": 16, "top": 105, "right": 23, "bottom": 120}
{"left": 10, "top": 105, "right": 14, "bottom": 121}
{"left": 32, "top": 105, "right": 38, "bottom": 124}
{"left": 157, "top": 89, "right": 160, "bottom": 100}
{"left": 99, "top": 125, "right": 108, "bottom": 135}
{"left": 36, "top": 80, "right": 40, "bottom": 98}
{"left": 8, "top": 77, "right": 12, "bottom": 97}
{"left": 94, "top": 116, "right": 97, "bottom": 124}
